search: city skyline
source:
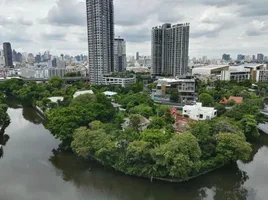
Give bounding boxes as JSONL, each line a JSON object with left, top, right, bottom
{"left": 1, "top": 0, "right": 268, "bottom": 58}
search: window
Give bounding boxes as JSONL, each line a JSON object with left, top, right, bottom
{"left": 199, "top": 114, "right": 203, "bottom": 119}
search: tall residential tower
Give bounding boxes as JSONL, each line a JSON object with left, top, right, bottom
{"left": 3, "top": 42, "right": 13, "bottom": 68}
{"left": 86, "top": 0, "right": 114, "bottom": 84}
{"left": 152, "top": 23, "right": 190, "bottom": 77}
{"left": 114, "top": 37, "right": 126, "bottom": 72}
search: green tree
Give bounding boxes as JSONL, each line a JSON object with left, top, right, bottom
{"left": 148, "top": 117, "right": 166, "bottom": 129}
{"left": 141, "top": 129, "right": 170, "bottom": 147}
{"left": 240, "top": 115, "right": 260, "bottom": 141}
{"left": 152, "top": 133, "right": 201, "bottom": 178}
{"left": 199, "top": 93, "right": 214, "bottom": 107}
{"left": 129, "top": 104, "right": 153, "bottom": 118}
{"left": 49, "top": 77, "right": 63, "bottom": 89}
{"left": 216, "top": 133, "right": 252, "bottom": 163}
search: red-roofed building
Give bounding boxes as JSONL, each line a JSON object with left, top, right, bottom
{"left": 220, "top": 96, "right": 243, "bottom": 104}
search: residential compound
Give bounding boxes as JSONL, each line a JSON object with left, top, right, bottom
{"left": 152, "top": 23, "right": 190, "bottom": 77}
{"left": 114, "top": 37, "right": 126, "bottom": 72}
{"left": 152, "top": 77, "right": 196, "bottom": 104}
{"left": 86, "top": 0, "right": 114, "bottom": 85}
{"left": 192, "top": 63, "right": 268, "bottom": 82}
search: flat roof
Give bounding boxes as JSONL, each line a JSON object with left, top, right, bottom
{"left": 194, "top": 65, "right": 229, "bottom": 70}
{"left": 73, "top": 90, "right": 94, "bottom": 98}
{"left": 103, "top": 91, "right": 118, "bottom": 96}
{"left": 48, "top": 96, "right": 64, "bottom": 103}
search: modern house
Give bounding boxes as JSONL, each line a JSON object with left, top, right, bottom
{"left": 152, "top": 77, "right": 196, "bottom": 104}
{"left": 182, "top": 103, "right": 217, "bottom": 121}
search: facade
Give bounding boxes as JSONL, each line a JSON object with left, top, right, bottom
{"left": 102, "top": 76, "right": 136, "bottom": 88}
{"left": 257, "top": 53, "right": 264, "bottom": 63}
{"left": 114, "top": 37, "right": 126, "bottom": 72}
{"left": 0, "top": 50, "right": 5, "bottom": 68}
{"left": 152, "top": 23, "right": 190, "bottom": 76}
{"left": 86, "top": 0, "right": 114, "bottom": 85}
{"left": 3, "top": 42, "right": 13, "bottom": 67}
{"left": 152, "top": 77, "right": 196, "bottom": 104}
{"left": 183, "top": 103, "right": 217, "bottom": 121}
{"left": 222, "top": 54, "right": 230, "bottom": 61}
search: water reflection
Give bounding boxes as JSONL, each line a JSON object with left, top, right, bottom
{"left": 49, "top": 148, "right": 252, "bottom": 200}
{"left": 0, "top": 133, "right": 10, "bottom": 159}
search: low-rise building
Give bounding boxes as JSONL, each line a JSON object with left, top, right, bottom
{"left": 102, "top": 76, "right": 136, "bottom": 88}
{"left": 73, "top": 90, "right": 94, "bottom": 98}
{"left": 182, "top": 103, "right": 217, "bottom": 121}
{"left": 103, "top": 91, "right": 118, "bottom": 98}
{"left": 152, "top": 77, "right": 196, "bottom": 104}
{"left": 48, "top": 96, "right": 64, "bottom": 103}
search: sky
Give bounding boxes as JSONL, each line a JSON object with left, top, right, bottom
{"left": 0, "top": 0, "right": 268, "bottom": 59}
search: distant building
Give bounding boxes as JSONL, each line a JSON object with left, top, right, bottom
{"left": 86, "top": 0, "right": 114, "bottom": 84}
{"left": 222, "top": 54, "right": 231, "bottom": 61}
{"left": 152, "top": 23, "right": 190, "bottom": 76}
{"left": 103, "top": 91, "right": 118, "bottom": 98}
{"left": 0, "top": 50, "right": 5, "bottom": 68}
{"left": 237, "top": 54, "right": 245, "bottom": 61}
{"left": 136, "top": 52, "right": 139, "bottom": 61}
{"left": 183, "top": 103, "right": 217, "bottom": 121}
{"left": 3, "top": 42, "right": 13, "bottom": 67}
{"left": 35, "top": 54, "right": 41, "bottom": 63}
{"left": 257, "top": 53, "right": 264, "bottom": 63}
{"left": 102, "top": 75, "right": 136, "bottom": 88}
{"left": 121, "top": 115, "right": 150, "bottom": 132}
{"left": 252, "top": 55, "right": 256, "bottom": 62}
{"left": 114, "top": 37, "right": 126, "bottom": 72}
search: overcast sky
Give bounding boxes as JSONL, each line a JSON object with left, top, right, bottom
{"left": 0, "top": 0, "right": 267, "bottom": 58}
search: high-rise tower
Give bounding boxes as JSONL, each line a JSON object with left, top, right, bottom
{"left": 86, "top": 0, "right": 114, "bottom": 84}
{"left": 114, "top": 37, "right": 126, "bottom": 72}
{"left": 152, "top": 23, "right": 190, "bottom": 77}
{"left": 3, "top": 42, "right": 13, "bottom": 68}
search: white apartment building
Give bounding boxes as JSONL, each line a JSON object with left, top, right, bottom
{"left": 183, "top": 103, "right": 217, "bottom": 121}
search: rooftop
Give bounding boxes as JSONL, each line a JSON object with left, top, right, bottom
{"left": 103, "top": 91, "right": 118, "bottom": 96}
{"left": 73, "top": 90, "right": 94, "bottom": 98}
{"left": 48, "top": 96, "right": 64, "bottom": 103}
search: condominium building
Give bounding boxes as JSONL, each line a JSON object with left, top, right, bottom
{"left": 114, "top": 37, "right": 126, "bottom": 72}
{"left": 86, "top": 0, "right": 114, "bottom": 84}
{"left": 152, "top": 23, "right": 190, "bottom": 77}
{"left": 3, "top": 42, "right": 13, "bottom": 67}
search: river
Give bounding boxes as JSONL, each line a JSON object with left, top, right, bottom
{"left": 0, "top": 101, "right": 268, "bottom": 200}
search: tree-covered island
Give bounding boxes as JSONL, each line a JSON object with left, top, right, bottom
{"left": 0, "top": 76, "right": 267, "bottom": 181}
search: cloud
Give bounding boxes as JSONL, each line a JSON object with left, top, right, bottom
{"left": 200, "top": 0, "right": 249, "bottom": 7}
{"left": 42, "top": 0, "right": 86, "bottom": 26}
{"left": 244, "top": 20, "right": 268, "bottom": 36}
{"left": 239, "top": 2, "right": 268, "bottom": 17}
{"left": 0, "top": 16, "right": 33, "bottom": 26}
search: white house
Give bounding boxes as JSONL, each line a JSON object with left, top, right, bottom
{"left": 73, "top": 90, "right": 94, "bottom": 98}
{"left": 103, "top": 91, "right": 118, "bottom": 98}
{"left": 48, "top": 96, "right": 64, "bottom": 103}
{"left": 182, "top": 103, "right": 217, "bottom": 121}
